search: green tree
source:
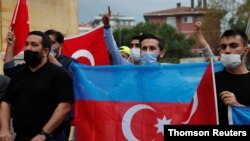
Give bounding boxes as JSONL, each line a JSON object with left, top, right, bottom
{"left": 112, "top": 22, "right": 196, "bottom": 63}
{"left": 229, "top": 0, "right": 250, "bottom": 31}
{"left": 201, "top": 0, "right": 235, "bottom": 55}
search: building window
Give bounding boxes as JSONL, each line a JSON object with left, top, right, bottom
{"left": 183, "top": 16, "right": 193, "bottom": 23}
{"left": 167, "top": 17, "right": 176, "bottom": 28}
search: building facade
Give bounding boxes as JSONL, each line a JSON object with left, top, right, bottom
{"left": 92, "top": 13, "right": 135, "bottom": 30}
{"left": 144, "top": 0, "right": 208, "bottom": 38}
{"left": 0, "top": 0, "right": 79, "bottom": 74}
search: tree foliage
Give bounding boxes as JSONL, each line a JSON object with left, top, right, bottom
{"left": 112, "top": 22, "right": 196, "bottom": 63}
{"left": 229, "top": 0, "right": 250, "bottom": 31}
{"left": 201, "top": 0, "right": 234, "bottom": 54}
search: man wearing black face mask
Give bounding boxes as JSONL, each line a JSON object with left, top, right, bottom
{"left": 1, "top": 30, "right": 74, "bottom": 141}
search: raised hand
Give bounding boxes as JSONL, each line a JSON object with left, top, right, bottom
{"left": 194, "top": 21, "right": 201, "bottom": 31}
{"left": 102, "top": 6, "right": 111, "bottom": 28}
{"left": 6, "top": 26, "right": 15, "bottom": 46}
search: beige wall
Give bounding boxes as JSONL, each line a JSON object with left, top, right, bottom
{"left": 0, "top": 0, "right": 79, "bottom": 73}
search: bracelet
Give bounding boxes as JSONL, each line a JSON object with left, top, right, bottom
{"left": 39, "top": 130, "right": 50, "bottom": 138}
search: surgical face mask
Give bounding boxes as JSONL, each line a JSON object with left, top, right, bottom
{"left": 141, "top": 52, "right": 158, "bottom": 65}
{"left": 50, "top": 49, "right": 57, "bottom": 57}
{"left": 50, "top": 48, "right": 59, "bottom": 57}
{"left": 24, "top": 50, "right": 42, "bottom": 67}
{"left": 220, "top": 53, "right": 243, "bottom": 69}
{"left": 130, "top": 48, "right": 141, "bottom": 62}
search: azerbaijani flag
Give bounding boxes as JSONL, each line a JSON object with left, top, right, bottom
{"left": 72, "top": 62, "right": 223, "bottom": 140}
{"left": 228, "top": 106, "right": 250, "bottom": 125}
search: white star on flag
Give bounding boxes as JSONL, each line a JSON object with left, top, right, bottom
{"left": 154, "top": 116, "right": 171, "bottom": 135}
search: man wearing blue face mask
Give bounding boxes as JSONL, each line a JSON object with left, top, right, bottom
{"left": 102, "top": 6, "right": 165, "bottom": 65}
{"left": 103, "top": 7, "right": 213, "bottom": 66}
{"left": 139, "top": 33, "right": 165, "bottom": 65}
{"left": 215, "top": 29, "right": 250, "bottom": 125}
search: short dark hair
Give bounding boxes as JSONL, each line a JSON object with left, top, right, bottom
{"left": 131, "top": 34, "right": 141, "bottom": 41}
{"left": 221, "top": 29, "right": 248, "bottom": 47}
{"left": 139, "top": 33, "right": 164, "bottom": 50}
{"left": 44, "top": 29, "right": 64, "bottom": 44}
{"left": 28, "top": 31, "right": 51, "bottom": 50}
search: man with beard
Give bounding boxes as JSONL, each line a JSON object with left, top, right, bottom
{"left": 0, "top": 31, "right": 74, "bottom": 141}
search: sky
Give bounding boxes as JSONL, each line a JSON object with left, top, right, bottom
{"left": 78, "top": 0, "right": 191, "bottom": 24}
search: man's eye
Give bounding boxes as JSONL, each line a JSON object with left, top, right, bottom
{"left": 220, "top": 46, "right": 226, "bottom": 50}
{"left": 141, "top": 47, "right": 147, "bottom": 50}
{"left": 230, "top": 44, "right": 238, "bottom": 48}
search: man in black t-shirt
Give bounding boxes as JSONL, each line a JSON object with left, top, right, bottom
{"left": 215, "top": 29, "right": 250, "bottom": 125}
{"left": 0, "top": 30, "right": 73, "bottom": 141}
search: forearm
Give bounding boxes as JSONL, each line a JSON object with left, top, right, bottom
{"left": 4, "top": 44, "right": 14, "bottom": 63}
{"left": 42, "top": 103, "right": 71, "bottom": 134}
{"left": 195, "top": 30, "right": 208, "bottom": 48}
{"left": 48, "top": 54, "right": 62, "bottom": 67}
{"left": 0, "top": 102, "right": 11, "bottom": 132}
{"left": 201, "top": 44, "right": 215, "bottom": 62}
{"left": 104, "top": 28, "right": 130, "bottom": 65}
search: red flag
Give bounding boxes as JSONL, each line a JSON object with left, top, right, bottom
{"left": 62, "top": 26, "right": 110, "bottom": 66}
{"left": 9, "top": 0, "right": 30, "bottom": 56}
{"left": 182, "top": 61, "right": 219, "bottom": 124}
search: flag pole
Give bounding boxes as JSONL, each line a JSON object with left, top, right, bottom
{"left": 211, "top": 58, "right": 219, "bottom": 125}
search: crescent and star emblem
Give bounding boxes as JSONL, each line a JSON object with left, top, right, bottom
{"left": 71, "top": 49, "right": 95, "bottom": 66}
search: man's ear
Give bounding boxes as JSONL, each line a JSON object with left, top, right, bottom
{"left": 243, "top": 46, "right": 250, "bottom": 55}
{"left": 43, "top": 48, "right": 50, "bottom": 57}
{"left": 159, "top": 49, "right": 165, "bottom": 58}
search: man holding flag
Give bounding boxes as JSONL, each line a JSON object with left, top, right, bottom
{"left": 5, "top": 0, "right": 29, "bottom": 58}
{"left": 215, "top": 29, "right": 250, "bottom": 125}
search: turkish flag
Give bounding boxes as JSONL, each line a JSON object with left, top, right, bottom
{"left": 62, "top": 26, "right": 110, "bottom": 66}
{"left": 182, "top": 61, "right": 219, "bottom": 125}
{"left": 8, "top": 0, "right": 29, "bottom": 57}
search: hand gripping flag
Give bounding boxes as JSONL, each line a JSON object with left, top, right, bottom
{"left": 228, "top": 106, "right": 250, "bottom": 125}
{"left": 7, "top": 0, "right": 29, "bottom": 57}
{"left": 72, "top": 62, "right": 223, "bottom": 141}
{"left": 62, "top": 26, "right": 110, "bottom": 66}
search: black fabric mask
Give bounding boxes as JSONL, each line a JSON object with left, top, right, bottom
{"left": 24, "top": 50, "right": 42, "bottom": 67}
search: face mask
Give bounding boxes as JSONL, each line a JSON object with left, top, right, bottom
{"left": 24, "top": 50, "right": 42, "bottom": 67}
{"left": 50, "top": 48, "right": 59, "bottom": 57}
{"left": 220, "top": 54, "right": 242, "bottom": 69}
{"left": 141, "top": 52, "right": 158, "bottom": 65}
{"left": 50, "top": 49, "right": 57, "bottom": 57}
{"left": 130, "top": 48, "right": 141, "bottom": 62}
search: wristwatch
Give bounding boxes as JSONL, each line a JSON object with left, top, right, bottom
{"left": 39, "top": 130, "right": 50, "bottom": 138}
